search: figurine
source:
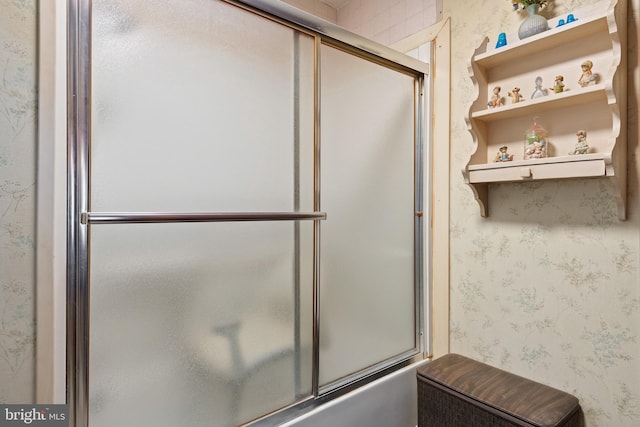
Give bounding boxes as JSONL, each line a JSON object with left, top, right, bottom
{"left": 488, "top": 86, "right": 504, "bottom": 108}
{"left": 508, "top": 87, "right": 523, "bottom": 103}
{"left": 557, "top": 19, "right": 566, "bottom": 27}
{"left": 524, "top": 118, "right": 548, "bottom": 160}
{"left": 531, "top": 76, "right": 548, "bottom": 99}
{"left": 525, "top": 139, "right": 547, "bottom": 159}
{"left": 578, "top": 60, "right": 597, "bottom": 87}
{"left": 495, "top": 145, "right": 514, "bottom": 162}
{"left": 551, "top": 75, "right": 565, "bottom": 93}
{"left": 569, "top": 130, "right": 590, "bottom": 155}
{"left": 566, "top": 14, "right": 577, "bottom": 23}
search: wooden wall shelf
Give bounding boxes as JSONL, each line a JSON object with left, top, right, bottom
{"left": 463, "top": 0, "right": 628, "bottom": 219}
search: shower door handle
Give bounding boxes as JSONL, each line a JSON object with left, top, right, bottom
{"left": 82, "top": 211, "right": 327, "bottom": 224}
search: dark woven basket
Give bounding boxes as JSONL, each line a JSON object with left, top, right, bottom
{"left": 417, "top": 354, "right": 583, "bottom": 427}
{"left": 418, "top": 376, "right": 582, "bottom": 426}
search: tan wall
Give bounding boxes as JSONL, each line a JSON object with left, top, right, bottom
{"left": 283, "top": 0, "right": 338, "bottom": 23}
{"left": 443, "top": 0, "right": 640, "bottom": 425}
{"left": 286, "top": 0, "right": 441, "bottom": 46}
{"left": 0, "top": 0, "right": 37, "bottom": 403}
{"left": 337, "top": 0, "right": 440, "bottom": 45}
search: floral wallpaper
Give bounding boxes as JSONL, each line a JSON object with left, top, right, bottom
{"left": 0, "top": 1, "right": 638, "bottom": 424}
{"left": 0, "top": 0, "right": 37, "bottom": 403}
{"left": 443, "top": 0, "right": 640, "bottom": 425}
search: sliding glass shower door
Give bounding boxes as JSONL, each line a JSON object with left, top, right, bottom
{"left": 319, "top": 44, "right": 417, "bottom": 388}
{"left": 68, "top": 1, "right": 428, "bottom": 426}
{"left": 87, "top": 1, "right": 315, "bottom": 425}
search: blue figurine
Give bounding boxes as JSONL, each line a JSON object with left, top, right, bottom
{"left": 496, "top": 32, "right": 507, "bottom": 48}
{"left": 558, "top": 14, "right": 576, "bottom": 27}
{"left": 494, "top": 146, "right": 514, "bottom": 162}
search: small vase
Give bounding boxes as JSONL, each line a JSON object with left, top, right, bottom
{"left": 518, "top": 4, "right": 549, "bottom": 40}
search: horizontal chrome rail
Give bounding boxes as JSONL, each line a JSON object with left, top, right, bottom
{"left": 82, "top": 211, "right": 327, "bottom": 224}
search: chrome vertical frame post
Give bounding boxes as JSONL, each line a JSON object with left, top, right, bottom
{"left": 311, "top": 34, "right": 322, "bottom": 397}
{"left": 67, "top": 0, "right": 91, "bottom": 426}
{"left": 415, "top": 74, "right": 428, "bottom": 357}
{"left": 292, "top": 30, "right": 302, "bottom": 398}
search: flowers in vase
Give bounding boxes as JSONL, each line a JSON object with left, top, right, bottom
{"left": 508, "top": 0, "right": 549, "bottom": 11}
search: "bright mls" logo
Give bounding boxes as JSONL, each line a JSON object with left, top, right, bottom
{"left": 0, "top": 405, "right": 68, "bottom": 427}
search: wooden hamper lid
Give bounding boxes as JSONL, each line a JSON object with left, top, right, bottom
{"left": 417, "top": 353, "right": 580, "bottom": 427}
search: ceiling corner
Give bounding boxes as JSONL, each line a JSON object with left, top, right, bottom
{"left": 319, "top": 0, "right": 350, "bottom": 10}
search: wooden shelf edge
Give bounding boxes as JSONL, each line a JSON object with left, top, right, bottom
{"left": 463, "top": 150, "right": 626, "bottom": 220}
{"left": 467, "top": 153, "right": 611, "bottom": 172}
{"left": 473, "top": 0, "right": 617, "bottom": 69}
{"left": 471, "top": 85, "right": 607, "bottom": 122}
{"left": 464, "top": 181, "right": 488, "bottom": 218}
{"left": 468, "top": 160, "right": 605, "bottom": 183}
{"left": 474, "top": 14, "right": 608, "bottom": 68}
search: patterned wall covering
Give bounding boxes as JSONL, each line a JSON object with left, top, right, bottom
{"left": 443, "top": 0, "right": 640, "bottom": 425}
{"left": 0, "top": 0, "right": 37, "bottom": 403}
{"left": 1, "top": 2, "right": 638, "bottom": 426}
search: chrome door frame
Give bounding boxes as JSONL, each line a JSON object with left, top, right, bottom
{"left": 67, "top": 1, "right": 431, "bottom": 426}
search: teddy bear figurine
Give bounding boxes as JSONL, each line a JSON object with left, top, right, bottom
{"left": 508, "top": 87, "right": 523, "bottom": 103}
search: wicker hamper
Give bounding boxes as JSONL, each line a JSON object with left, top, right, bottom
{"left": 417, "top": 354, "right": 582, "bottom": 427}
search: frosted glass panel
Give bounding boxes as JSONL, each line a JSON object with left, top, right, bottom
{"left": 91, "top": 0, "right": 314, "bottom": 212}
{"left": 319, "top": 44, "right": 416, "bottom": 386}
{"left": 88, "top": 222, "right": 314, "bottom": 427}
{"left": 85, "top": 0, "right": 423, "bottom": 422}
{"left": 88, "top": 1, "right": 316, "bottom": 426}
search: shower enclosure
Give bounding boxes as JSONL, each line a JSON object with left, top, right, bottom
{"left": 67, "top": 1, "right": 430, "bottom": 426}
